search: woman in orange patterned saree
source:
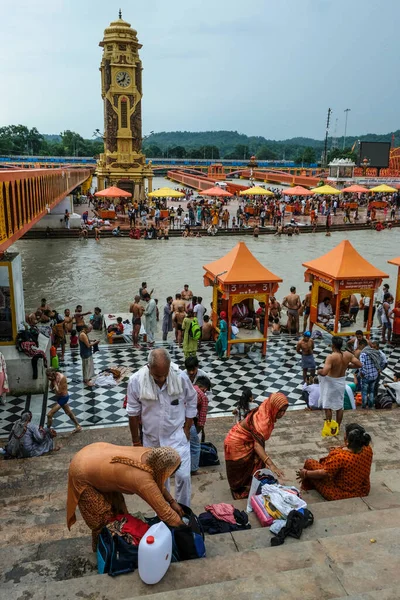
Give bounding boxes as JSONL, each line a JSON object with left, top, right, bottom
{"left": 297, "top": 423, "right": 373, "bottom": 500}
{"left": 224, "top": 392, "right": 289, "bottom": 499}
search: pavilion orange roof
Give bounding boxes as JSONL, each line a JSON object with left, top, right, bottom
{"left": 302, "top": 240, "right": 389, "bottom": 280}
{"left": 388, "top": 256, "right": 400, "bottom": 267}
{"left": 203, "top": 242, "right": 282, "bottom": 285}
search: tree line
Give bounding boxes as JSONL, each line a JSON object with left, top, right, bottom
{"left": 0, "top": 125, "right": 103, "bottom": 157}
{"left": 0, "top": 124, "right": 392, "bottom": 165}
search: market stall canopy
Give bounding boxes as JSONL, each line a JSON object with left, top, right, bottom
{"left": 302, "top": 240, "right": 389, "bottom": 280}
{"left": 369, "top": 184, "right": 397, "bottom": 193}
{"left": 310, "top": 184, "right": 340, "bottom": 195}
{"left": 239, "top": 186, "right": 274, "bottom": 196}
{"left": 282, "top": 186, "right": 315, "bottom": 196}
{"left": 148, "top": 187, "right": 185, "bottom": 198}
{"left": 203, "top": 241, "right": 282, "bottom": 285}
{"left": 201, "top": 186, "right": 233, "bottom": 197}
{"left": 341, "top": 184, "right": 370, "bottom": 193}
{"left": 94, "top": 186, "right": 132, "bottom": 198}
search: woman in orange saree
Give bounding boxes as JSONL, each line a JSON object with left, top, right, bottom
{"left": 224, "top": 392, "right": 289, "bottom": 499}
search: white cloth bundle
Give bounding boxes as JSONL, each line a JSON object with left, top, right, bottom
{"left": 138, "top": 362, "right": 183, "bottom": 401}
{"left": 260, "top": 483, "right": 307, "bottom": 517}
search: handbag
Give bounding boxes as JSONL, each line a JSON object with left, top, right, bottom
{"left": 246, "top": 468, "right": 277, "bottom": 512}
{"left": 321, "top": 419, "right": 340, "bottom": 437}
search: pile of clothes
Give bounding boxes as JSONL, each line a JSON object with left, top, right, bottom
{"left": 250, "top": 482, "right": 314, "bottom": 546}
{"left": 199, "top": 503, "right": 251, "bottom": 535}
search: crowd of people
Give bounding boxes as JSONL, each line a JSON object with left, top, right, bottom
{"left": 3, "top": 267, "right": 400, "bottom": 552}
{"left": 74, "top": 185, "right": 400, "bottom": 239}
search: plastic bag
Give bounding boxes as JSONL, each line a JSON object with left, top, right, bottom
{"left": 321, "top": 419, "right": 340, "bottom": 437}
{"left": 260, "top": 484, "right": 307, "bottom": 517}
{"left": 246, "top": 468, "right": 276, "bottom": 513}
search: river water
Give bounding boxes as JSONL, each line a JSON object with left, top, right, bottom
{"left": 13, "top": 229, "right": 400, "bottom": 314}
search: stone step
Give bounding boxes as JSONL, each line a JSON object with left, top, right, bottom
{"left": 5, "top": 526, "right": 400, "bottom": 600}
{"left": 0, "top": 498, "right": 397, "bottom": 584}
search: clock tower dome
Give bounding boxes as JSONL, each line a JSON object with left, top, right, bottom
{"left": 97, "top": 11, "right": 153, "bottom": 198}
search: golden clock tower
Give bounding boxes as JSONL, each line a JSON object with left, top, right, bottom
{"left": 97, "top": 11, "right": 153, "bottom": 198}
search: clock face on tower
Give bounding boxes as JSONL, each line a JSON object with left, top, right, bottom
{"left": 116, "top": 71, "right": 131, "bottom": 88}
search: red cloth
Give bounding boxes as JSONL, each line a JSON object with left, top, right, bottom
{"left": 204, "top": 503, "right": 237, "bottom": 525}
{"left": 111, "top": 514, "right": 149, "bottom": 545}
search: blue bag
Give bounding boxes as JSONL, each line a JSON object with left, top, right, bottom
{"left": 97, "top": 527, "right": 139, "bottom": 576}
{"left": 199, "top": 442, "right": 220, "bottom": 467}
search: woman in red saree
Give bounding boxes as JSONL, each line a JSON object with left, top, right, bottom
{"left": 390, "top": 301, "right": 400, "bottom": 345}
{"left": 224, "top": 392, "right": 289, "bottom": 499}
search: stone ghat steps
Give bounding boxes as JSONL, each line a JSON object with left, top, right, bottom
{"left": 21, "top": 219, "right": 400, "bottom": 241}
{"left": 4, "top": 526, "right": 400, "bottom": 599}
{"left": 2, "top": 497, "right": 400, "bottom": 585}
{"left": 2, "top": 412, "right": 400, "bottom": 598}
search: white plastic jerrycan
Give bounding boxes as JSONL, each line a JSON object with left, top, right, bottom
{"left": 138, "top": 521, "right": 173, "bottom": 585}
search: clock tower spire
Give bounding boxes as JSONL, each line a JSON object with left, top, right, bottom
{"left": 96, "top": 14, "right": 153, "bottom": 199}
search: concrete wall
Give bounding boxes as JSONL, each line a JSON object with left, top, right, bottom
{"left": 31, "top": 213, "right": 82, "bottom": 230}
{"left": 2, "top": 335, "right": 51, "bottom": 395}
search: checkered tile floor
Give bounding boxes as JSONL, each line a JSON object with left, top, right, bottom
{"left": 0, "top": 333, "right": 399, "bottom": 435}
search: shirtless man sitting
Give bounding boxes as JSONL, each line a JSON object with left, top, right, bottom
{"left": 282, "top": 286, "right": 301, "bottom": 334}
{"left": 318, "top": 337, "right": 362, "bottom": 429}
{"left": 130, "top": 295, "right": 144, "bottom": 348}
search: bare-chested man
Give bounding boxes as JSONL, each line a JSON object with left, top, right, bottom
{"left": 130, "top": 295, "right": 144, "bottom": 348}
{"left": 74, "top": 305, "right": 91, "bottom": 333}
{"left": 172, "top": 293, "right": 186, "bottom": 313}
{"left": 296, "top": 331, "right": 316, "bottom": 382}
{"left": 318, "top": 336, "right": 362, "bottom": 429}
{"left": 302, "top": 285, "right": 312, "bottom": 332}
{"left": 46, "top": 369, "right": 81, "bottom": 432}
{"left": 181, "top": 284, "right": 193, "bottom": 302}
{"left": 64, "top": 309, "right": 73, "bottom": 334}
{"left": 268, "top": 296, "right": 281, "bottom": 325}
{"left": 282, "top": 286, "right": 301, "bottom": 334}
{"left": 173, "top": 305, "right": 186, "bottom": 345}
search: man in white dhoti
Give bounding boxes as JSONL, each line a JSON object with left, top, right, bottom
{"left": 318, "top": 337, "right": 362, "bottom": 429}
{"left": 127, "top": 348, "right": 197, "bottom": 507}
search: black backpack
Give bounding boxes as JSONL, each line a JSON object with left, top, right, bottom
{"left": 199, "top": 442, "right": 220, "bottom": 467}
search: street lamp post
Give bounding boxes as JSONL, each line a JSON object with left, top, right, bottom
{"left": 343, "top": 108, "right": 351, "bottom": 150}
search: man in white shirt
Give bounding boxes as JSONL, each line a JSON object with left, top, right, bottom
{"left": 193, "top": 296, "right": 206, "bottom": 327}
{"left": 384, "top": 373, "right": 400, "bottom": 405}
{"left": 302, "top": 376, "right": 320, "bottom": 410}
{"left": 318, "top": 297, "right": 333, "bottom": 324}
{"left": 127, "top": 348, "right": 197, "bottom": 507}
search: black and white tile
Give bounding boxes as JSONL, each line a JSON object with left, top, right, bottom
{"left": 0, "top": 332, "right": 399, "bottom": 435}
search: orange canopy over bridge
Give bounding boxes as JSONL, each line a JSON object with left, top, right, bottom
{"left": 303, "top": 240, "right": 388, "bottom": 336}
{"left": 203, "top": 242, "right": 282, "bottom": 356}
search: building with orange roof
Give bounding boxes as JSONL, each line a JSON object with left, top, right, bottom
{"left": 303, "top": 240, "right": 388, "bottom": 335}
{"left": 203, "top": 242, "right": 282, "bottom": 356}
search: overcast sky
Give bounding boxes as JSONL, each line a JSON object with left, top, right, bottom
{"left": 1, "top": 0, "right": 399, "bottom": 141}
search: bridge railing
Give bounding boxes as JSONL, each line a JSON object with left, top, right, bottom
{"left": 0, "top": 168, "right": 93, "bottom": 251}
